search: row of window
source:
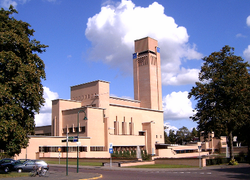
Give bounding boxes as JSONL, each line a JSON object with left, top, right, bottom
{"left": 137, "top": 55, "right": 157, "bottom": 67}
{"left": 113, "top": 121, "right": 162, "bottom": 139}
{"left": 39, "top": 146, "right": 147, "bottom": 153}
{"left": 72, "top": 93, "right": 97, "bottom": 101}
{"left": 175, "top": 150, "right": 197, "bottom": 154}
{"left": 63, "top": 126, "right": 85, "bottom": 134}
{"left": 39, "top": 146, "right": 106, "bottom": 152}
{"left": 113, "top": 121, "right": 134, "bottom": 135}
{"left": 39, "top": 146, "right": 87, "bottom": 153}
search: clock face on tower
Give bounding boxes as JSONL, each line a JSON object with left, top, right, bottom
{"left": 157, "top": 47, "right": 160, "bottom": 53}
{"left": 133, "top": 53, "right": 137, "bottom": 59}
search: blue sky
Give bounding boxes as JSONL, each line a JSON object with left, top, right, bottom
{"left": 1, "top": 0, "right": 250, "bottom": 133}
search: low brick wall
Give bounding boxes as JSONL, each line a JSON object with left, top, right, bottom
{"left": 220, "top": 146, "right": 248, "bottom": 154}
{"left": 120, "top": 161, "right": 155, "bottom": 167}
{"left": 155, "top": 157, "right": 206, "bottom": 167}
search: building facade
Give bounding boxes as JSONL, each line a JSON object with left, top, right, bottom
{"left": 16, "top": 37, "right": 167, "bottom": 159}
{"left": 16, "top": 37, "right": 217, "bottom": 160}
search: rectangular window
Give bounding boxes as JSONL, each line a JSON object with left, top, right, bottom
{"left": 129, "top": 122, "right": 134, "bottom": 135}
{"left": 90, "top": 146, "right": 104, "bottom": 151}
{"left": 68, "top": 128, "right": 73, "bottom": 133}
{"left": 80, "top": 126, "right": 85, "bottom": 133}
{"left": 122, "top": 122, "right": 127, "bottom": 135}
{"left": 114, "top": 121, "right": 119, "bottom": 135}
{"left": 63, "top": 128, "right": 67, "bottom": 134}
{"left": 139, "top": 131, "right": 145, "bottom": 136}
{"left": 39, "top": 146, "right": 87, "bottom": 152}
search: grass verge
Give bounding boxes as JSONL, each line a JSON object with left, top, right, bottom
{"left": 0, "top": 171, "right": 29, "bottom": 178}
{"left": 125, "top": 164, "right": 197, "bottom": 168}
{"left": 45, "top": 160, "right": 102, "bottom": 166}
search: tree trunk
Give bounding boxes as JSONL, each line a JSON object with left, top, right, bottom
{"left": 228, "top": 131, "right": 234, "bottom": 160}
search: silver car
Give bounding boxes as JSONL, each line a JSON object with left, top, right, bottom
{"left": 14, "top": 160, "right": 49, "bottom": 173}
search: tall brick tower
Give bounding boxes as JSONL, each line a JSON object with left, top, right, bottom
{"left": 133, "top": 37, "right": 162, "bottom": 111}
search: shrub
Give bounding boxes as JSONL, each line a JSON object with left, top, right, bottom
{"left": 206, "top": 158, "right": 229, "bottom": 166}
{"left": 228, "top": 159, "right": 238, "bottom": 165}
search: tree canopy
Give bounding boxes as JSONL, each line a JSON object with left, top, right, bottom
{"left": 188, "top": 45, "right": 250, "bottom": 160}
{"left": 175, "top": 126, "right": 192, "bottom": 145}
{"left": 164, "top": 126, "right": 197, "bottom": 144}
{"left": 0, "top": 6, "right": 47, "bottom": 156}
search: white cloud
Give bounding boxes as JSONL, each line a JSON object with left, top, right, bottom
{"left": 34, "top": 86, "right": 59, "bottom": 127}
{"left": 236, "top": 33, "right": 246, "bottom": 38}
{"left": 0, "top": 0, "right": 55, "bottom": 9}
{"left": 162, "top": 68, "right": 200, "bottom": 86}
{"left": 163, "top": 91, "right": 194, "bottom": 120}
{"left": 246, "top": 15, "right": 250, "bottom": 27}
{"left": 85, "top": 0, "right": 202, "bottom": 85}
{"left": 164, "top": 122, "right": 178, "bottom": 134}
{"left": 243, "top": 45, "right": 250, "bottom": 62}
{"left": 0, "top": 0, "right": 18, "bottom": 9}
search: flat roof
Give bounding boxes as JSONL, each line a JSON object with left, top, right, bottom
{"left": 71, "top": 80, "right": 110, "bottom": 88}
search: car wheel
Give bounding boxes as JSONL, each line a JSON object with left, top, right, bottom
{"left": 17, "top": 169, "right": 22, "bottom": 173}
{"left": 4, "top": 166, "right": 9, "bottom": 173}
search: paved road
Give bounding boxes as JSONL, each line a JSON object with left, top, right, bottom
{"left": 1, "top": 163, "right": 249, "bottom": 180}
{"left": 51, "top": 163, "right": 250, "bottom": 180}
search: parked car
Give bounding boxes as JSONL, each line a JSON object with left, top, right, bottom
{"left": 14, "top": 160, "right": 49, "bottom": 173}
{"left": 0, "top": 158, "right": 29, "bottom": 173}
{"left": 0, "top": 158, "right": 15, "bottom": 164}
{"left": 0, "top": 158, "right": 16, "bottom": 173}
{"left": 14, "top": 159, "right": 30, "bottom": 164}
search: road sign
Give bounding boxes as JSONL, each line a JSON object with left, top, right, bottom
{"left": 109, "top": 143, "right": 113, "bottom": 154}
{"left": 109, "top": 148, "right": 113, "bottom": 153}
{"left": 62, "top": 136, "right": 78, "bottom": 142}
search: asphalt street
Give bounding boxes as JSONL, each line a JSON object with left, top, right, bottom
{"left": 1, "top": 163, "right": 249, "bottom": 180}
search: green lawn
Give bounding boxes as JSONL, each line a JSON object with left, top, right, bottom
{"left": 125, "top": 164, "right": 197, "bottom": 168}
{"left": 46, "top": 160, "right": 196, "bottom": 168}
{"left": 0, "top": 171, "right": 29, "bottom": 178}
{"left": 45, "top": 160, "right": 103, "bottom": 166}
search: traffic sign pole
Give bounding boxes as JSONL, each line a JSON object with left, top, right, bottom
{"left": 58, "top": 147, "right": 61, "bottom": 164}
{"left": 66, "top": 133, "right": 68, "bottom": 176}
{"left": 198, "top": 145, "right": 201, "bottom": 168}
{"left": 109, "top": 143, "right": 113, "bottom": 168}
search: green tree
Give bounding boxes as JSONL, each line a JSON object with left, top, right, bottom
{"left": 0, "top": 6, "right": 47, "bottom": 156}
{"left": 191, "top": 127, "right": 198, "bottom": 140}
{"left": 164, "top": 126, "right": 171, "bottom": 144}
{"left": 188, "top": 46, "right": 250, "bottom": 160}
{"left": 168, "top": 129, "right": 176, "bottom": 144}
{"left": 234, "top": 119, "right": 250, "bottom": 162}
{"left": 175, "top": 126, "right": 191, "bottom": 144}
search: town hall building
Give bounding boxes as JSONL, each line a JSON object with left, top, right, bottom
{"left": 16, "top": 37, "right": 209, "bottom": 160}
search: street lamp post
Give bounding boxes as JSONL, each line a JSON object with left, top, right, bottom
{"left": 77, "top": 109, "right": 87, "bottom": 173}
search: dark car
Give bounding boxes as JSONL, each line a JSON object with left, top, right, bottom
{"left": 0, "top": 158, "right": 15, "bottom": 172}
{"left": 14, "top": 160, "right": 49, "bottom": 173}
{"left": 0, "top": 158, "right": 15, "bottom": 164}
{"left": 15, "top": 159, "right": 30, "bottom": 164}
